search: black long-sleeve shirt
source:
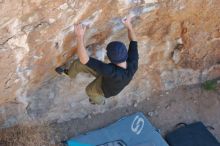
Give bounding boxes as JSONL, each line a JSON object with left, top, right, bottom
{"left": 86, "top": 41, "right": 138, "bottom": 98}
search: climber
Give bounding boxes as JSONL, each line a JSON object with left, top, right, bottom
{"left": 55, "top": 15, "right": 138, "bottom": 105}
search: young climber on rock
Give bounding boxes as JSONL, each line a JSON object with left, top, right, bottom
{"left": 55, "top": 15, "right": 138, "bottom": 105}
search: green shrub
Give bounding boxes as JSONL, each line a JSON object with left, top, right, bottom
{"left": 202, "top": 80, "right": 218, "bottom": 91}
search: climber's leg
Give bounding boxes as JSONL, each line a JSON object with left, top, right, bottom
{"left": 68, "top": 59, "right": 98, "bottom": 78}
{"left": 86, "top": 76, "right": 105, "bottom": 105}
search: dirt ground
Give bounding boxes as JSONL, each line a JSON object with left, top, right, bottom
{"left": 0, "top": 82, "right": 220, "bottom": 146}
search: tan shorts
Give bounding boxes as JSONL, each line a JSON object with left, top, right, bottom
{"left": 68, "top": 59, "right": 105, "bottom": 105}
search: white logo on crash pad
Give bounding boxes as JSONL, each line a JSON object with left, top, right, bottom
{"left": 131, "top": 115, "right": 145, "bottom": 135}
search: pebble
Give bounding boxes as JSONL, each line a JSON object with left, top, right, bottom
{"left": 165, "top": 105, "right": 170, "bottom": 109}
{"left": 148, "top": 112, "right": 154, "bottom": 117}
{"left": 134, "top": 102, "right": 138, "bottom": 107}
{"left": 148, "top": 111, "right": 158, "bottom": 117}
{"left": 87, "top": 114, "right": 92, "bottom": 119}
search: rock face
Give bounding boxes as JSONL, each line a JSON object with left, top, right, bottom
{"left": 0, "top": 0, "right": 219, "bottom": 128}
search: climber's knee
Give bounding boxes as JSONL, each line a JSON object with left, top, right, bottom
{"left": 85, "top": 85, "right": 105, "bottom": 105}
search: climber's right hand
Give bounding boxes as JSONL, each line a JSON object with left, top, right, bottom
{"left": 122, "top": 15, "right": 132, "bottom": 29}
{"left": 122, "top": 15, "right": 136, "bottom": 41}
{"left": 74, "top": 23, "right": 86, "bottom": 40}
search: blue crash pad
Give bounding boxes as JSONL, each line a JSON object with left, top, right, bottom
{"left": 67, "top": 112, "right": 169, "bottom": 146}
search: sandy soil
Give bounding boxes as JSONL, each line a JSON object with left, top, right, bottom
{"left": 0, "top": 82, "right": 220, "bottom": 146}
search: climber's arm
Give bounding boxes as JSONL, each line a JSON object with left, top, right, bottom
{"left": 122, "top": 15, "right": 138, "bottom": 72}
{"left": 127, "top": 26, "right": 137, "bottom": 42}
{"left": 75, "top": 24, "right": 89, "bottom": 64}
{"left": 122, "top": 15, "right": 137, "bottom": 41}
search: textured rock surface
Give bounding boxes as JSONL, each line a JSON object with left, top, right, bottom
{"left": 0, "top": 0, "right": 219, "bottom": 127}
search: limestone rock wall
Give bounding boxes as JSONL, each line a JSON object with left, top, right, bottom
{"left": 0, "top": 0, "right": 219, "bottom": 128}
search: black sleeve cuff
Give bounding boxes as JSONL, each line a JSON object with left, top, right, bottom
{"left": 129, "top": 41, "right": 137, "bottom": 49}
{"left": 85, "top": 57, "right": 95, "bottom": 68}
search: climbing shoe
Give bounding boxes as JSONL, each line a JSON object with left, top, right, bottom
{"left": 55, "top": 66, "right": 69, "bottom": 76}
